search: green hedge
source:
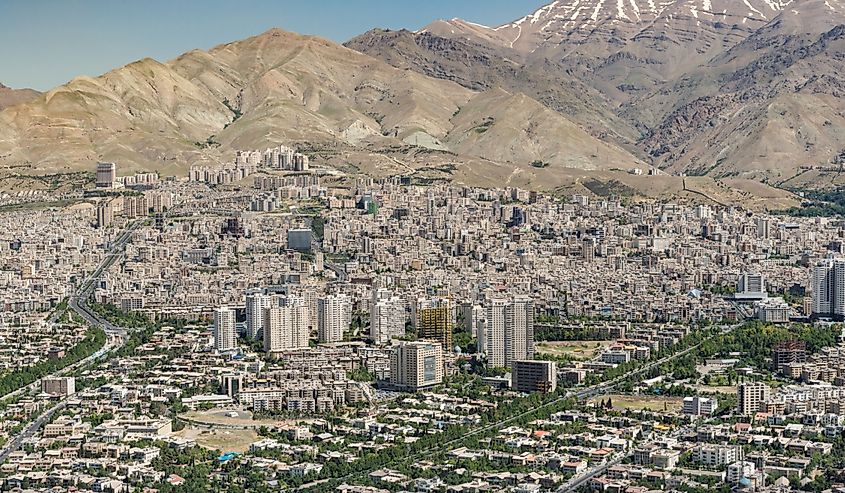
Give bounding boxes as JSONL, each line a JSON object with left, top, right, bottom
{"left": 0, "top": 327, "right": 106, "bottom": 397}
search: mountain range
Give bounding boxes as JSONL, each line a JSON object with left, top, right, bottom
{"left": 0, "top": 28, "right": 639, "bottom": 187}
{"left": 2, "top": 0, "right": 843, "bottom": 204}
{"left": 350, "top": 0, "right": 845, "bottom": 189}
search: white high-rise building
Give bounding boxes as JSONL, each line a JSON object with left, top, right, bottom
{"left": 481, "top": 296, "right": 534, "bottom": 368}
{"left": 811, "top": 258, "right": 845, "bottom": 319}
{"left": 213, "top": 307, "right": 237, "bottom": 353}
{"left": 263, "top": 297, "right": 310, "bottom": 353}
{"left": 370, "top": 288, "right": 406, "bottom": 344}
{"left": 682, "top": 396, "right": 719, "bottom": 416}
{"left": 482, "top": 299, "right": 507, "bottom": 367}
{"left": 245, "top": 290, "right": 272, "bottom": 339}
{"left": 318, "top": 294, "right": 350, "bottom": 343}
{"left": 737, "top": 381, "right": 770, "bottom": 415}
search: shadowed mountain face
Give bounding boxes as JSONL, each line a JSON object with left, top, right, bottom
{"left": 349, "top": 0, "right": 845, "bottom": 187}
{"left": 0, "top": 28, "right": 640, "bottom": 185}
{"left": 345, "top": 28, "right": 643, "bottom": 149}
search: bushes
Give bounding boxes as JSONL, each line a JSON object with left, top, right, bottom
{"left": 90, "top": 302, "right": 151, "bottom": 329}
{"left": 696, "top": 321, "right": 838, "bottom": 368}
{"left": 0, "top": 327, "right": 106, "bottom": 397}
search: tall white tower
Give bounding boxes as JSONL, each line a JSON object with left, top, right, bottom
{"left": 245, "top": 290, "right": 271, "bottom": 339}
{"left": 213, "top": 307, "right": 237, "bottom": 353}
{"left": 318, "top": 294, "right": 350, "bottom": 343}
{"left": 263, "top": 297, "right": 310, "bottom": 353}
{"left": 482, "top": 296, "right": 535, "bottom": 368}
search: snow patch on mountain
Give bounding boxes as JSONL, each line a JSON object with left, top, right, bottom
{"left": 490, "top": 0, "right": 810, "bottom": 31}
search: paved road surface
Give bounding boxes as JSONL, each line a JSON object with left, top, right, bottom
{"left": 296, "top": 324, "right": 740, "bottom": 491}
{"left": 0, "top": 219, "right": 144, "bottom": 461}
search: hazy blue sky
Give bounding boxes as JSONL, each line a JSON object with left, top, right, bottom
{"left": 0, "top": 0, "right": 546, "bottom": 91}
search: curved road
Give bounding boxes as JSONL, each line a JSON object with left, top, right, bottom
{"left": 0, "top": 219, "right": 144, "bottom": 462}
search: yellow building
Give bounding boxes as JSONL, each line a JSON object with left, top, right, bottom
{"left": 417, "top": 303, "right": 452, "bottom": 352}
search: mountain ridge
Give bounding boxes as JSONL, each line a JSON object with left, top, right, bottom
{"left": 0, "top": 28, "right": 643, "bottom": 191}
{"left": 0, "top": 82, "right": 41, "bottom": 111}
{"left": 351, "top": 0, "right": 845, "bottom": 188}
{"left": 4, "top": 1, "right": 845, "bottom": 195}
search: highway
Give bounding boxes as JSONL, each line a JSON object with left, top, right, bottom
{"left": 559, "top": 453, "right": 628, "bottom": 492}
{"left": 67, "top": 218, "right": 145, "bottom": 338}
{"left": 0, "top": 402, "right": 67, "bottom": 463}
{"left": 553, "top": 324, "right": 741, "bottom": 492}
{"left": 295, "top": 324, "right": 739, "bottom": 492}
{"left": 323, "top": 260, "right": 348, "bottom": 283}
{"left": 0, "top": 335, "right": 115, "bottom": 405}
{"left": 308, "top": 225, "right": 348, "bottom": 284}
{"left": 0, "top": 219, "right": 144, "bottom": 462}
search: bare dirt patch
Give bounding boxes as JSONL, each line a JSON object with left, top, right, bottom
{"left": 536, "top": 341, "right": 614, "bottom": 360}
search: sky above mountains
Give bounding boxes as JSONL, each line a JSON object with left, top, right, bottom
{"left": 0, "top": 0, "right": 546, "bottom": 91}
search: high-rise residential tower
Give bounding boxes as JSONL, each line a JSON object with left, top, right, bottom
{"left": 370, "top": 288, "right": 405, "bottom": 344}
{"left": 811, "top": 258, "right": 845, "bottom": 319}
{"left": 245, "top": 290, "right": 272, "bottom": 339}
{"left": 416, "top": 298, "right": 452, "bottom": 352}
{"left": 213, "top": 307, "right": 237, "bottom": 353}
{"left": 318, "top": 294, "right": 350, "bottom": 343}
{"left": 737, "top": 381, "right": 770, "bottom": 415}
{"left": 481, "top": 295, "right": 534, "bottom": 368}
{"left": 263, "top": 297, "right": 310, "bottom": 353}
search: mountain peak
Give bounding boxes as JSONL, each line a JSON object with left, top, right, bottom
{"left": 258, "top": 27, "right": 294, "bottom": 38}
{"left": 218, "top": 27, "right": 311, "bottom": 48}
{"left": 0, "top": 82, "right": 42, "bottom": 111}
{"left": 426, "top": 0, "right": 804, "bottom": 52}
{"left": 494, "top": 0, "right": 799, "bottom": 28}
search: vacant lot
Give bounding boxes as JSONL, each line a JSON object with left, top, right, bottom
{"left": 536, "top": 341, "right": 614, "bottom": 360}
{"left": 693, "top": 384, "right": 737, "bottom": 395}
{"left": 589, "top": 394, "right": 684, "bottom": 413}
{"left": 181, "top": 409, "right": 311, "bottom": 428}
{"left": 175, "top": 427, "right": 259, "bottom": 453}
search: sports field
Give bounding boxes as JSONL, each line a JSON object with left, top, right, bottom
{"left": 175, "top": 427, "right": 259, "bottom": 453}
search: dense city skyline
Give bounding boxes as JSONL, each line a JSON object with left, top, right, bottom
{"left": 3, "top": 0, "right": 845, "bottom": 490}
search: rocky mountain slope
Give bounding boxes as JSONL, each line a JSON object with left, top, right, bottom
{"left": 0, "top": 28, "right": 640, "bottom": 185}
{"left": 345, "top": 28, "right": 642, "bottom": 148}
{"left": 0, "top": 83, "right": 40, "bottom": 111}
{"left": 640, "top": 2, "right": 845, "bottom": 183}
{"left": 351, "top": 0, "right": 845, "bottom": 186}
{"left": 420, "top": 0, "right": 792, "bottom": 105}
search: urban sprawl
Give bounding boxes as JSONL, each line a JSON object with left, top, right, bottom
{"left": 1, "top": 145, "right": 845, "bottom": 493}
